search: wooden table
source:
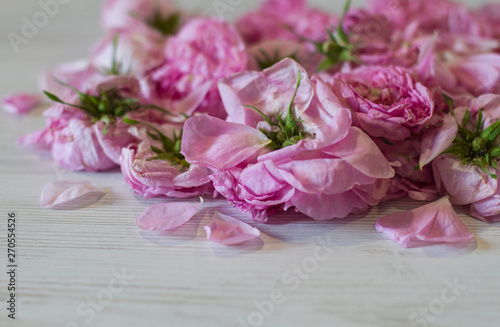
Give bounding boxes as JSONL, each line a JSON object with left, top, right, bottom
{"left": 1, "top": 1, "right": 498, "bottom": 326}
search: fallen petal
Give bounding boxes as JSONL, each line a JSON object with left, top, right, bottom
{"left": 204, "top": 211, "right": 260, "bottom": 245}
{"left": 3, "top": 93, "right": 42, "bottom": 116}
{"left": 41, "top": 181, "right": 106, "bottom": 209}
{"left": 136, "top": 201, "right": 202, "bottom": 231}
{"left": 375, "top": 196, "right": 475, "bottom": 248}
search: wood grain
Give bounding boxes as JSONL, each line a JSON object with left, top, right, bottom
{"left": 1, "top": 1, "right": 499, "bottom": 327}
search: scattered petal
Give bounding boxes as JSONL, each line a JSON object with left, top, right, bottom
{"left": 204, "top": 211, "right": 260, "bottom": 245}
{"left": 3, "top": 93, "right": 42, "bottom": 116}
{"left": 136, "top": 200, "right": 203, "bottom": 231}
{"left": 375, "top": 196, "right": 475, "bottom": 248}
{"left": 41, "top": 181, "right": 106, "bottom": 209}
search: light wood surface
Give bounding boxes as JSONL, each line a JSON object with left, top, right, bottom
{"left": 1, "top": 1, "right": 499, "bottom": 327}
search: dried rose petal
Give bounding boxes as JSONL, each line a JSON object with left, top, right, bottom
{"left": 204, "top": 211, "right": 261, "bottom": 245}
{"left": 375, "top": 196, "right": 475, "bottom": 248}
{"left": 41, "top": 181, "right": 105, "bottom": 209}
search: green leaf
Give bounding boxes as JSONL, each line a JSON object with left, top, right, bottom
{"left": 317, "top": 58, "right": 336, "bottom": 72}
{"left": 110, "top": 34, "right": 120, "bottom": 75}
{"left": 149, "top": 12, "right": 182, "bottom": 37}
{"left": 381, "top": 139, "right": 395, "bottom": 146}
{"left": 490, "top": 147, "right": 500, "bottom": 157}
{"left": 339, "top": 0, "right": 352, "bottom": 27}
{"left": 476, "top": 109, "right": 484, "bottom": 135}
{"left": 442, "top": 93, "right": 454, "bottom": 115}
{"left": 151, "top": 146, "right": 164, "bottom": 154}
{"left": 43, "top": 90, "right": 65, "bottom": 104}
{"left": 122, "top": 118, "right": 141, "bottom": 125}
{"left": 462, "top": 109, "right": 470, "bottom": 128}
{"left": 141, "top": 104, "right": 173, "bottom": 115}
{"left": 244, "top": 105, "right": 276, "bottom": 127}
{"left": 482, "top": 120, "right": 500, "bottom": 142}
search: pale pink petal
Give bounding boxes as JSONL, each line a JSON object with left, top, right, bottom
{"left": 40, "top": 59, "right": 101, "bottom": 96}
{"left": 136, "top": 201, "right": 202, "bottom": 231}
{"left": 218, "top": 58, "right": 313, "bottom": 127}
{"left": 419, "top": 114, "right": 458, "bottom": 168}
{"left": 322, "top": 127, "right": 395, "bottom": 179}
{"left": 204, "top": 211, "right": 260, "bottom": 245}
{"left": 40, "top": 181, "right": 106, "bottom": 209}
{"left": 181, "top": 115, "right": 271, "bottom": 170}
{"left": 18, "top": 128, "right": 53, "bottom": 149}
{"left": 3, "top": 93, "right": 42, "bottom": 116}
{"left": 375, "top": 196, "right": 475, "bottom": 248}
{"left": 291, "top": 190, "right": 369, "bottom": 220}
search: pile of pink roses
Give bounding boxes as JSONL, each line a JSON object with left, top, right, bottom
{"left": 5, "top": 0, "right": 500, "bottom": 247}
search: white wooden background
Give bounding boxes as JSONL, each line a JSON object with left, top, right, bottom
{"left": 1, "top": 1, "right": 499, "bottom": 327}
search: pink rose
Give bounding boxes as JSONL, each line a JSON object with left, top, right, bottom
{"left": 433, "top": 155, "right": 497, "bottom": 206}
{"left": 182, "top": 59, "right": 394, "bottom": 221}
{"left": 236, "top": 0, "right": 336, "bottom": 46}
{"left": 374, "top": 138, "right": 437, "bottom": 201}
{"left": 475, "top": 4, "right": 500, "bottom": 41}
{"left": 21, "top": 76, "right": 168, "bottom": 172}
{"left": 368, "top": 0, "right": 487, "bottom": 40}
{"left": 147, "top": 18, "right": 248, "bottom": 118}
{"left": 448, "top": 53, "right": 500, "bottom": 97}
{"left": 332, "top": 66, "right": 435, "bottom": 141}
{"left": 343, "top": 8, "right": 419, "bottom": 68}
{"left": 432, "top": 97, "right": 500, "bottom": 222}
{"left": 101, "top": 0, "right": 177, "bottom": 38}
{"left": 121, "top": 125, "right": 212, "bottom": 198}
{"left": 236, "top": 0, "right": 336, "bottom": 72}
{"left": 91, "top": 32, "right": 165, "bottom": 77}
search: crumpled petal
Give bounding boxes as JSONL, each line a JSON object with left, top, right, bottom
{"left": 40, "top": 181, "right": 106, "bottom": 209}
{"left": 204, "top": 211, "right": 260, "bottom": 245}
{"left": 136, "top": 201, "right": 202, "bottom": 231}
{"left": 3, "top": 93, "right": 42, "bottom": 116}
{"left": 375, "top": 196, "right": 475, "bottom": 248}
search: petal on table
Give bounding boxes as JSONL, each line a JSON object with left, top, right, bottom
{"left": 204, "top": 211, "right": 260, "bottom": 245}
{"left": 375, "top": 196, "right": 475, "bottom": 248}
{"left": 136, "top": 201, "right": 202, "bottom": 231}
{"left": 41, "top": 181, "right": 106, "bottom": 209}
{"left": 3, "top": 93, "right": 42, "bottom": 116}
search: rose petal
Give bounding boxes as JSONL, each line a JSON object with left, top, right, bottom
{"left": 181, "top": 115, "right": 271, "bottom": 170}
{"left": 41, "top": 181, "right": 106, "bottom": 209}
{"left": 419, "top": 114, "right": 458, "bottom": 168}
{"left": 204, "top": 211, "right": 260, "bottom": 245}
{"left": 3, "top": 93, "right": 42, "bottom": 116}
{"left": 433, "top": 155, "right": 497, "bottom": 205}
{"left": 219, "top": 58, "right": 314, "bottom": 127}
{"left": 136, "top": 201, "right": 202, "bottom": 231}
{"left": 375, "top": 196, "right": 475, "bottom": 248}
{"left": 470, "top": 186, "right": 500, "bottom": 223}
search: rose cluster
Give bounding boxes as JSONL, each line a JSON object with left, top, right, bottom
{"left": 6, "top": 0, "right": 500, "bottom": 247}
